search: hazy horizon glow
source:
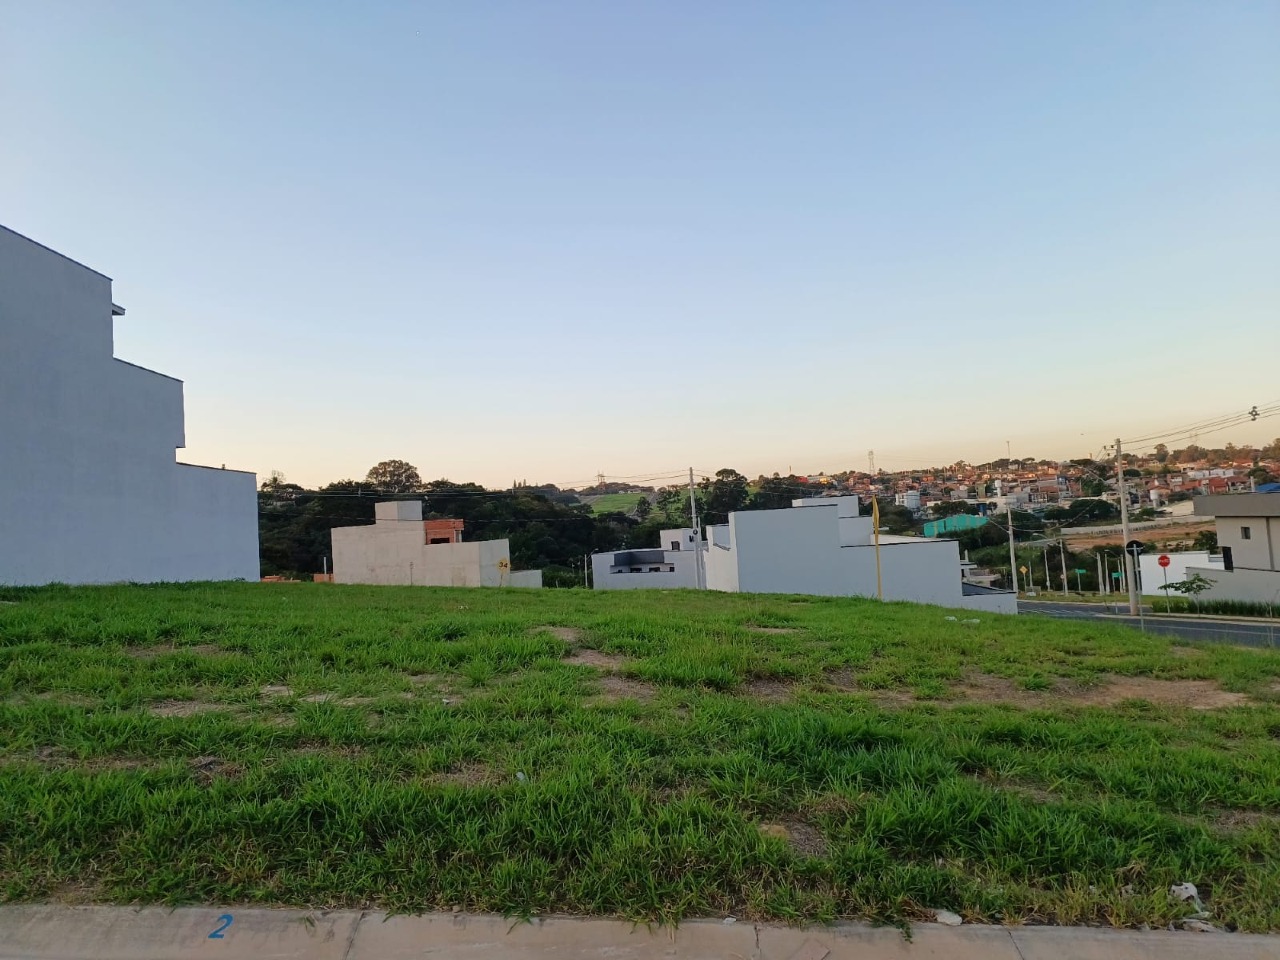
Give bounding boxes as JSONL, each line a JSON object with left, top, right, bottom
{"left": 4, "top": 2, "right": 1277, "bottom": 489}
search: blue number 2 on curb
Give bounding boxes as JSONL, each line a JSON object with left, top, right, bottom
{"left": 208, "top": 915, "right": 233, "bottom": 939}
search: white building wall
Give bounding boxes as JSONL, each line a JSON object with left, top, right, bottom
{"left": 958, "top": 592, "right": 1020, "bottom": 615}
{"left": 0, "top": 225, "right": 258, "bottom": 585}
{"left": 1138, "top": 552, "right": 1223, "bottom": 596}
{"left": 1218, "top": 516, "right": 1278, "bottom": 572}
{"left": 1185, "top": 565, "right": 1280, "bottom": 606}
{"left": 591, "top": 548, "right": 699, "bottom": 590}
{"left": 704, "top": 526, "right": 738, "bottom": 593}
{"left": 727, "top": 506, "right": 846, "bottom": 595}
{"left": 330, "top": 520, "right": 531, "bottom": 587}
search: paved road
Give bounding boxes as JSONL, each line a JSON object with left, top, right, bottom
{"left": 1020, "top": 601, "right": 1279, "bottom": 647}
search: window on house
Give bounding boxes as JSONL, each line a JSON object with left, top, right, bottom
{"left": 649, "top": 566, "right": 661, "bottom": 572}
{"left": 670, "top": 541, "right": 680, "bottom": 550}
{"left": 630, "top": 567, "right": 641, "bottom": 573}
{"left": 1241, "top": 526, "right": 1252, "bottom": 540}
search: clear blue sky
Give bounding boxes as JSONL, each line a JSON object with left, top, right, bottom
{"left": 4, "top": 1, "right": 1277, "bottom": 488}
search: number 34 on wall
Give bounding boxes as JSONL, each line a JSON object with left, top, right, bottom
{"left": 208, "top": 914, "right": 233, "bottom": 939}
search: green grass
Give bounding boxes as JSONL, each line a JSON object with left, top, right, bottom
{"left": 2, "top": 583, "right": 1280, "bottom": 930}
{"left": 588, "top": 493, "right": 647, "bottom": 515}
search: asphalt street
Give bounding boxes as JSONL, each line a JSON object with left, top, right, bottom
{"left": 1019, "top": 600, "right": 1279, "bottom": 647}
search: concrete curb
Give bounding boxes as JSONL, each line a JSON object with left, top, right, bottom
{"left": 2, "top": 906, "right": 1277, "bottom": 960}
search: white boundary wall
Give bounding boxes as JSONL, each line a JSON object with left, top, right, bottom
{"left": 0, "top": 226, "right": 258, "bottom": 585}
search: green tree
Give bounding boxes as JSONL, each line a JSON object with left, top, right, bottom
{"left": 634, "top": 497, "right": 652, "bottom": 521}
{"left": 365, "top": 459, "right": 422, "bottom": 494}
{"left": 1192, "top": 530, "right": 1218, "bottom": 552}
{"left": 932, "top": 500, "right": 980, "bottom": 518}
{"left": 698, "top": 469, "right": 751, "bottom": 526}
{"left": 1165, "top": 572, "right": 1217, "bottom": 612}
{"left": 749, "top": 475, "right": 813, "bottom": 511}
{"left": 1154, "top": 443, "right": 1169, "bottom": 463}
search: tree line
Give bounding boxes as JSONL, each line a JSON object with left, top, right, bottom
{"left": 258, "top": 462, "right": 827, "bottom": 585}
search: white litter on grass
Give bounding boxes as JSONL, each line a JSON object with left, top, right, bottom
{"left": 961, "top": 619, "right": 981, "bottom": 624}
{"left": 1170, "top": 882, "right": 1199, "bottom": 902}
{"left": 722, "top": 917, "right": 737, "bottom": 925}
{"left": 931, "top": 909, "right": 963, "bottom": 926}
{"left": 944, "top": 616, "right": 958, "bottom": 622}
{"left": 516, "top": 771, "right": 527, "bottom": 782}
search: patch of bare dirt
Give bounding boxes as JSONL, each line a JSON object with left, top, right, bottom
{"left": 299, "top": 693, "right": 376, "bottom": 706}
{"left": 148, "top": 700, "right": 238, "bottom": 718}
{"left": 1168, "top": 646, "right": 1204, "bottom": 659}
{"left": 47, "top": 879, "right": 104, "bottom": 904}
{"left": 1211, "top": 809, "right": 1278, "bottom": 831}
{"left": 407, "top": 673, "right": 444, "bottom": 686}
{"left": 261, "top": 714, "right": 297, "bottom": 728}
{"left": 536, "top": 625, "right": 582, "bottom": 643}
{"left": 970, "top": 773, "right": 1061, "bottom": 805}
{"left": 950, "top": 674, "right": 1251, "bottom": 710}
{"left": 189, "top": 755, "right": 242, "bottom": 785}
{"left": 758, "top": 821, "right": 828, "bottom": 857}
{"left": 259, "top": 684, "right": 294, "bottom": 700}
{"left": 125, "top": 643, "right": 222, "bottom": 660}
{"left": 588, "top": 674, "right": 658, "bottom": 704}
{"left": 565, "top": 649, "right": 628, "bottom": 669}
{"left": 742, "top": 678, "right": 794, "bottom": 702}
{"left": 18, "top": 747, "right": 152, "bottom": 773}
{"left": 1071, "top": 677, "right": 1249, "bottom": 710}
{"left": 745, "top": 625, "right": 798, "bottom": 635}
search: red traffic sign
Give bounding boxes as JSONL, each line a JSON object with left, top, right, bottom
{"left": 1158, "top": 554, "right": 1171, "bottom": 568}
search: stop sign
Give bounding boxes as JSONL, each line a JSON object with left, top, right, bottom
{"left": 1158, "top": 554, "right": 1171, "bottom": 568}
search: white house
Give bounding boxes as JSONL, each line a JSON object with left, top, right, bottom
{"left": 591, "top": 528, "right": 700, "bottom": 590}
{"left": 591, "top": 497, "right": 1016, "bottom": 614}
{"left": 331, "top": 501, "right": 542, "bottom": 587}
{"left": 1182, "top": 494, "right": 1280, "bottom": 605}
{"left": 0, "top": 225, "right": 258, "bottom": 585}
{"left": 704, "top": 497, "right": 1016, "bottom": 613}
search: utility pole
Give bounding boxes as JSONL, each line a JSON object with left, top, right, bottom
{"left": 1059, "top": 539, "right": 1068, "bottom": 595}
{"left": 1096, "top": 553, "right": 1104, "bottom": 596}
{"left": 688, "top": 468, "right": 704, "bottom": 590}
{"left": 1043, "top": 544, "right": 1051, "bottom": 594}
{"left": 1007, "top": 511, "right": 1019, "bottom": 595}
{"left": 1115, "top": 438, "right": 1139, "bottom": 615}
{"left": 872, "top": 496, "right": 884, "bottom": 599}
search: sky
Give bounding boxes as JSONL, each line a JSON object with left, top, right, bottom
{"left": 3, "top": 1, "right": 1278, "bottom": 489}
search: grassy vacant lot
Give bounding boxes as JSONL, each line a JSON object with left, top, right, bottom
{"left": 3, "top": 584, "right": 1280, "bottom": 931}
{"left": 588, "top": 492, "right": 647, "bottom": 515}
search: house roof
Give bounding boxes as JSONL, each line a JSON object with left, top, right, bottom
{"left": 1194, "top": 493, "right": 1280, "bottom": 518}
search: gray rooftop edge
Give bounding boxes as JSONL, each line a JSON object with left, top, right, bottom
{"left": 1194, "top": 493, "right": 1280, "bottom": 518}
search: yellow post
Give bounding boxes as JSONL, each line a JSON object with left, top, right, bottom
{"left": 872, "top": 497, "right": 883, "bottom": 600}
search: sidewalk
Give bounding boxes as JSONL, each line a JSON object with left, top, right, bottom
{"left": 2, "top": 905, "right": 1278, "bottom": 960}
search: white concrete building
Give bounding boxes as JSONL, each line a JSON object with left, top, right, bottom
{"left": 588, "top": 498, "right": 1015, "bottom": 613}
{"left": 704, "top": 497, "right": 1016, "bottom": 614}
{"left": 894, "top": 490, "right": 922, "bottom": 512}
{"left": 1137, "top": 551, "right": 1224, "bottom": 597}
{"left": 591, "top": 528, "right": 700, "bottom": 590}
{"left": 0, "top": 225, "right": 258, "bottom": 585}
{"left": 331, "top": 501, "right": 541, "bottom": 587}
{"left": 1183, "top": 494, "right": 1280, "bottom": 605}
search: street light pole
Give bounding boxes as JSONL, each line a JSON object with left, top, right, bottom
{"left": 1007, "top": 508, "right": 1019, "bottom": 595}
{"left": 1116, "top": 438, "right": 1140, "bottom": 615}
